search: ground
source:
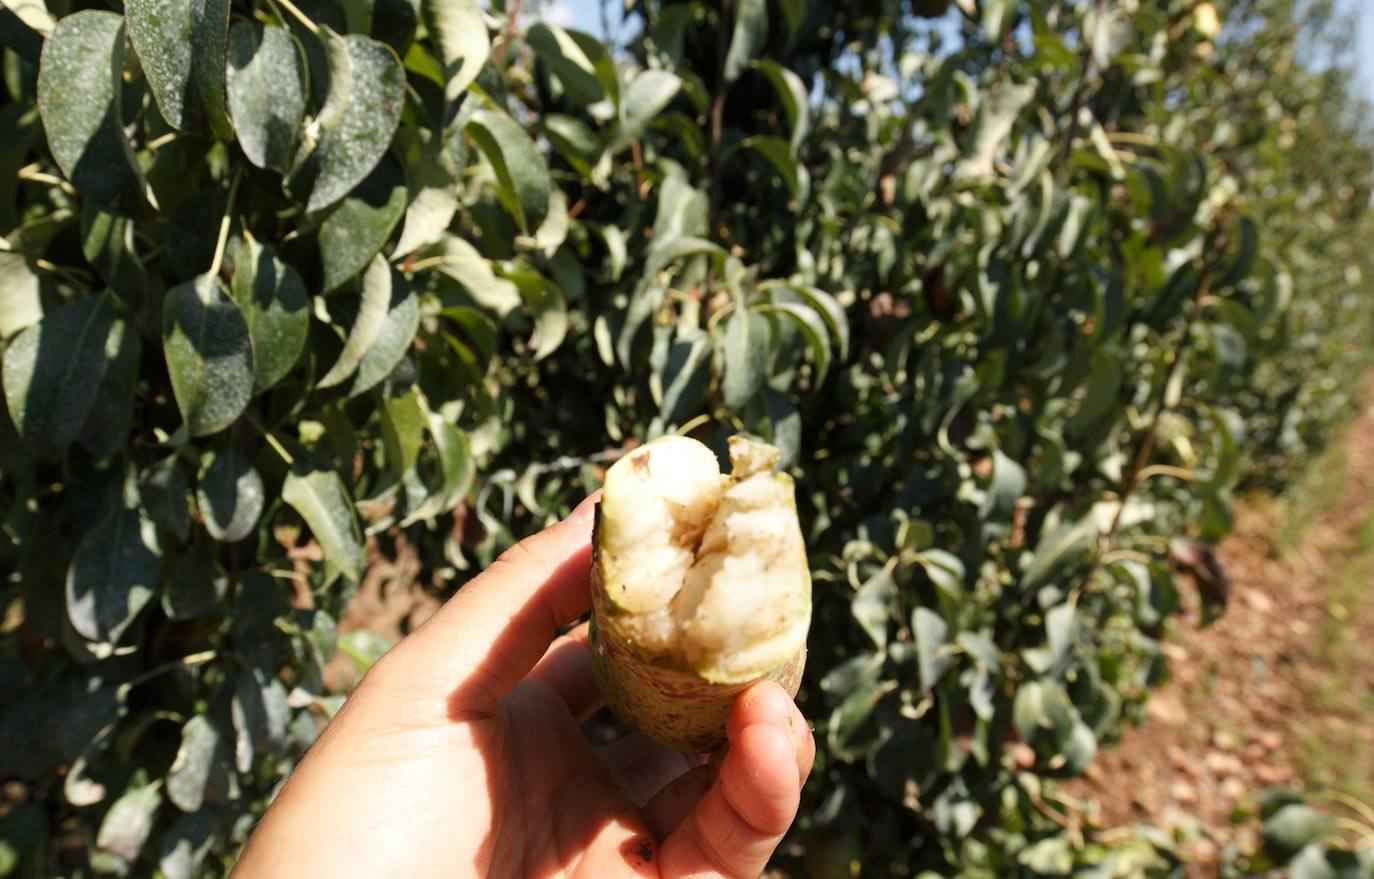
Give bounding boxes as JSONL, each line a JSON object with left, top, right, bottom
{"left": 1064, "top": 391, "right": 1374, "bottom": 869}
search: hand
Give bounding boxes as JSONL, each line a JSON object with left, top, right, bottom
{"left": 234, "top": 494, "right": 816, "bottom": 878}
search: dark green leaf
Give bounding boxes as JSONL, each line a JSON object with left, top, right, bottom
{"left": 230, "top": 667, "right": 289, "bottom": 773}
{"left": 526, "top": 22, "right": 604, "bottom": 106}
{"left": 343, "top": 264, "right": 419, "bottom": 397}
{"left": 76, "top": 319, "right": 141, "bottom": 461}
{"left": 226, "top": 21, "right": 307, "bottom": 172}
{"left": 913, "top": 607, "right": 951, "bottom": 693}
{"left": 738, "top": 135, "right": 809, "bottom": 203}
{"left": 852, "top": 568, "right": 894, "bottom": 649}
{"left": 425, "top": 0, "right": 488, "bottom": 105}
{"left": 750, "top": 60, "right": 809, "bottom": 149}
{"left": 166, "top": 715, "right": 219, "bottom": 812}
{"left": 1264, "top": 805, "right": 1337, "bottom": 861}
{"left": 282, "top": 466, "right": 366, "bottom": 583}
{"left": 293, "top": 29, "right": 405, "bottom": 213}
{"left": 196, "top": 448, "right": 263, "bottom": 542}
{"left": 723, "top": 0, "right": 767, "bottom": 84}
{"left": 618, "top": 69, "right": 681, "bottom": 146}
{"left": 37, "top": 11, "right": 154, "bottom": 216}
{"left": 391, "top": 139, "right": 460, "bottom": 257}
{"left": 140, "top": 456, "right": 192, "bottom": 543}
{"left": 467, "top": 108, "right": 551, "bottom": 234}
{"left": 162, "top": 274, "right": 254, "bottom": 437}
{"left": 499, "top": 262, "right": 568, "bottom": 360}
{"left": 95, "top": 781, "right": 162, "bottom": 868}
{"left": 2, "top": 292, "right": 120, "bottom": 455}
{"left": 721, "top": 307, "right": 768, "bottom": 409}
{"left": 0, "top": 250, "right": 43, "bottom": 339}
{"left": 230, "top": 237, "right": 310, "bottom": 391}
{"left": 400, "top": 415, "right": 473, "bottom": 525}
{"left": 66, "top": 506, "right": 162, "bottom": 645}
{"left": 125, "top": 0, "right": 232, "bottom": 138}
{"left": 319, "top": 256, "right": 416, "bottom": 392}
{"left": 318, "top": 153, "right": 408, "bottom": 292}
{"left": 158, "top": 810, "right": 217, "bottom": 879}
{"left": 161, "top": 541, "right": 229, "bottom": 619}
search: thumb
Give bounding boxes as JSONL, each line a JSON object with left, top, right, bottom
{"left": 657, "top": 682, "right": 813, "bottom": 876}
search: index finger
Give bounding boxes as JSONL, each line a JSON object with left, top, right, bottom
{"left": 378, "top": 492, "right": 600, "bottom": 718}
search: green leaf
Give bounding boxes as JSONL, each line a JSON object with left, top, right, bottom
{"left": 526, "top": 22, "right": 604, "bottom": 106}
{"left": 721, "top": 307, "right": 768, "bottom": 409}
{"left": 723, "top": 0, "right": 767, "bottom": 84}
{"left": 293, "top": 29, "right": 405, "bottom": 214}
{"left": 342, "top": 265, "right": 419, "bottom": 397}
{"left": 913, "top": 606, "right": 951, "bottom": 693}
{"left": 95, "top": 781, "right": 163, "bottom": 868}
{"left": 162, "top": 274, "right": 254, "bottom": 437}
{"left": 792, "top": 284, "right": 849, "bottom": 361}
{"left": 400, "top": 416, "right": 473, "bottom": 525}
{"left": 499, "top": 262, "right": 568, "bottom": 360}
{"left": 125, "top": 0, "right": 232, "bottom": 139}
{"left": 161, "top": 542, "right": 228, "bottom": 619}
{"left": 916, "top": 549, "right": 966, "bottom": 601}
{"left": 2, "top": 292, "right": 120, "bottom": 455}
{"left": 390, "top": 140, "right": 460, "bottom": 257}
{"left": 370, "top": 0, "right": 420, "bottom": 55}
{"left": 1264, "top": 805, "right": 1337, "bottom": 861}
{"left": 230, "top": 666, "right": 289, "bottom": 772}
{"left": 318, "top": 153, "right": 408, "bottom": 292}
{"left": 66, "top": 506, "right": 163, "bottom": 645}
{"left": 226, "top": 22, "right": 307, "bottom": 172}
{"left": 432, "top": 235, "right": 522, "bottom": 316}
{"left": 0, "top": 251, "right": 42, "bottom": 339}
{"left": 738, "top": 135, "right": 809, "bottom": 203}
{"left": 37, "top": 10, "right": 154, "bottom": 217}
{"left": 76, "top": 318, "right": 141, "bottom": 461}
{"left": 229, "top": 237, "right": 309, "bottom": 391}
{"left": 751, "top": 60, "right": 809, "bottom": 149}
{"left": 166, "top": 715, "right": 220, "bottom": 812}
{"left": 544, "top": 113, "right": 605, "bottom": 182}
{"left": 140, "top": 456, "right": 192, "bottom": 543}
{"left": 766, "top": 301, "right": 830, "bottom": 380}
{"left": 158, "top": 811, "right": 217, "bottom": 879}
{"left": 425, "top": 0, "right": 489, "bottom": 106}
{"left": 282, "top": 466, "right": 366, "bottom": 583}
{"left": 196, "top": 448, "right": 264, "bottom": 543}
{"left": 618, "top": 69, "right": 681, "bottom": 147}
{"left": 852, "top": 568, "right": 894, "bottom": 649}
{"left": 467, "top": 108, "right": 551, "bottom": 234}
{"left": 319, "top": 256, "right": 417, "bottom": 393}
{"left": 657, "top": 328, "right": 712, "bottom": 425}
{"left": 82, "top": 208, "right": 153, "bottom": 303}
{"left": 336, "top": 629, "right": 394, "bottom": 675}
{"left": 961, "top": 79, "right": 1038, "bottom": 178}
{"left": 380, "top": 388, "right": 424, "bottom": 480}
{"left": 978, "top": 448, "right": 1025, "bottom": 518}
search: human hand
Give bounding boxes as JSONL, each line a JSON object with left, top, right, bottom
{"left": 234, "top": 494, "right": 815, "bottom": 877}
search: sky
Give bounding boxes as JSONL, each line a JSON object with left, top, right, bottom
{"left": 544, "top": 0, "right": 1374, "bottom": 108}
{"left": 1343, "top": 0, "right": 1374, "bottom": 108}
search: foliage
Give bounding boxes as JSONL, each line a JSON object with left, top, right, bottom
{"left": 0, "top": 0, "right": 1371, "bottom": 875}
{"left": 1221, "top": 789, "right": 1374, "bottom": 877}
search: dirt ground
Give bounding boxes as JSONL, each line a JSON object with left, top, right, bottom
{"left": 1064, "top": 394, "right": 1374, "bottom": 869}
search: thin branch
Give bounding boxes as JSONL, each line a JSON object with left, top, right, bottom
{"left": 208, "top": 167, "right": 244, "bottom": 279}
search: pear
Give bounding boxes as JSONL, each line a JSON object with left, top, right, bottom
{"left": 589, "top": 434, "right": 810, "bottom": 752}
